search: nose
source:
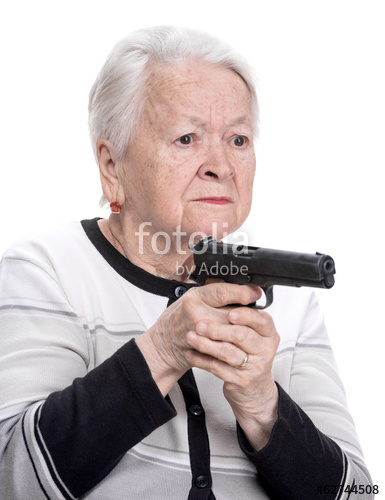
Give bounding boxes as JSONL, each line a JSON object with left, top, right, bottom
{"left": 197, "top": 139, "right": 234, "bottom": 182}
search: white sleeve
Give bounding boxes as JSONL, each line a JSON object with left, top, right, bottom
{"left": 0, "top": 246, "right": 89, "bottom": 499}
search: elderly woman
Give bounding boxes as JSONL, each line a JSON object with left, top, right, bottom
{"left": 0, "top": 27, "right": 373, "bottom": 499}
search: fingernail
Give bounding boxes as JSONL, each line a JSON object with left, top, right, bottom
{"left": 229, "top": 311, "right": 239, "bottom": 322}
{"left": 252, "top": 287, "right": 261, "bottom": 300}
{"left": 196, "top": 322, "right": 207, "bottom": 334}
{"left": 187, "top": 331, "right": 198, "bottom": 345}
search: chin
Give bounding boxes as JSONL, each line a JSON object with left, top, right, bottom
{"left": 187, "top": 219, "right": 240, "bottom": 242}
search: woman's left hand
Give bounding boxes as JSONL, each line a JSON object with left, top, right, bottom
{"left": 185, "top": 302, "right": 280, "bottom": 451}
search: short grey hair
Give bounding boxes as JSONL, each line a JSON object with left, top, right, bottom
{"left": 89, "top": 25, "right": 259, "bottom": 165}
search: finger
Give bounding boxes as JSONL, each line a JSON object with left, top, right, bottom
{"left": 185, "top": 349, "right": 246, "bottom": 383}
{"left": 228, "top": 307, "right": 278, "bottom": 339}
{"left": 194, "top": 321, "right": 259, "bottom": 354}
{"left": 198, "top": 283, "right": 262, "bottom": 309}
{"left": 186, "top": 331, "right": 247, "bottom": 368}
{"left": 180, "top": 287, "right": 229, "bottom": 327}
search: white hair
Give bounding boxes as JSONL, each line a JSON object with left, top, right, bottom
{"left": 88, "top": 26, "right": 259, "bottom": 203}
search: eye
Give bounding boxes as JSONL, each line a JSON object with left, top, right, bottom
{"left": 232, "top": 135, "right": 248, "bottom": 147}
{"left": 177, "top": 134, "right": 193, "bottom": 145}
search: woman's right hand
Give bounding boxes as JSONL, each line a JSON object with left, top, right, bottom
{"left": 135, "top": 282, "right": 261, "bottom": 396}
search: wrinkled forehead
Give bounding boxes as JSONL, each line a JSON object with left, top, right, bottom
{"left": 141, "top": 61, "right": 253, "bottom": 129}
{"left": 147, "top": 60, "right": 250, "bottom": 97}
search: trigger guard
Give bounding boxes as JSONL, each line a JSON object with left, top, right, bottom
{"left": 253, "top": 286, "right": 274, "bottom": 310}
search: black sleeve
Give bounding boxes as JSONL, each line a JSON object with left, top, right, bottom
{"left": 36, "top": 339, "right": 176, "bottom": 499}
{"left": 237, "top": 383, "right": 346, "bottom": 500}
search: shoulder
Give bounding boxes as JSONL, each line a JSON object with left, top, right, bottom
{"left": 269, "top": 285, "right": 321, "bottom": 318}
{"left": 3, "top": 220, "right": 84, "bottom": 255}
{"left": 1, "top": 220, "right": 95, "bottom": 277}
{"left": 268, "top": 286, "right": 328, "bottom": 344}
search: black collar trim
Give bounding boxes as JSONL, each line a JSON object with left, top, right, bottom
{"left": 81, "top": 218, "right": 197, "bottom": 300}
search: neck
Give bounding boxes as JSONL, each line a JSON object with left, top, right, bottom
{"left": 99, "top": 216, "right": 196, "bottom": 282}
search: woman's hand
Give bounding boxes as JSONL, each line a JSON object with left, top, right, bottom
{"left": 185, "top": 303, "right": 280, "bottom": 451}
{"left": 135, "top": 282, "right": 262, "bottom": 397}
{"left": 136, "top": 282, "right": 280, "bottom": 451}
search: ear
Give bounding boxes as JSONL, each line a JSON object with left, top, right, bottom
{"left": 96, "top": 140, "right": 125, "bottom": 204}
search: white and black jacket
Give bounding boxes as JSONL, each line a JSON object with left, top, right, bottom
{"left": 0, "top": 218, "right": 373, "bottom": 499}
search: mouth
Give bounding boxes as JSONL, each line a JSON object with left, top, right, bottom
{"left": 193, "top": 197, "right": 233, "bottom": 205}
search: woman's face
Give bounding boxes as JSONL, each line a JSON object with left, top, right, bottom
{"left": 117, "top": 61, "right": 256, "bottom": 242}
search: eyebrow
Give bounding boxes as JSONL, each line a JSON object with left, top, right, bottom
{"left": 182, "top": 115, "right": 251, "bottom": 128}
{"left": 228, "top": 116, "right": 250, "bottom": 127}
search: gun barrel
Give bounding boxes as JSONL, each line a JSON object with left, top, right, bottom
{"left": 236, "top": 247, "right": 335, "bottom": 288}
{"left": 189, "top": 238, "right": 336, "bottom": 289}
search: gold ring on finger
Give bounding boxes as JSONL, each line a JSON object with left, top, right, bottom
{"left": 237, "top": 354, "right": 248, "bottom": 369}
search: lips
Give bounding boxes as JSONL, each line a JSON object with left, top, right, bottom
{"left": 193, "top": 197, "right": 233, "bottom": 205}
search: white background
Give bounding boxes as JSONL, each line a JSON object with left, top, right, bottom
{"left": 1, "top": 0, "right": 383, "bottom": 491}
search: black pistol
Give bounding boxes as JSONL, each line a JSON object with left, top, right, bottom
{"left": 188, "top": 236, "right": 336, "bottom": 309}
